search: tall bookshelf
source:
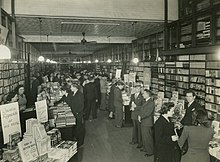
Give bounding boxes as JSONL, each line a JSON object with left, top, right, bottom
{"left": 0, "top": 63, "right": 26, "bottom": 104}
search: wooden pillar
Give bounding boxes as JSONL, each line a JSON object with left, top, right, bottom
{"left": 26, "top": 43, "right": 31, "bottom": 96}
{"left": 164, "top": 0, "right": 168, "bottom": 50}
{"left": 11, "top": 0, "right": 16, "bottom": 49}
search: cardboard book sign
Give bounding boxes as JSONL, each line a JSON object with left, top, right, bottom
{"left": 18, "top": 138, "right": 39, "bottom": 162}
{"left": 115, "top": 69, "right": 122, "bottom": 79}
{"left": 35, "top": 100, "right": 48, "bottom": 123}
{"left": 0, "top": 102, "right": 21, "bottom": 144}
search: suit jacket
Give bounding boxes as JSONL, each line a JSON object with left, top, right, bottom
{"left": 54, "top": 92, "right": 74, "bottom": 107}
{"left": 84, "top": 82, "right": 98, "bottom": 102}
{"left": 178, "top": 126, "right": 214, "bottom": 162}
{"left": 181, "top": 100, "right": 202, "bottom": 126}
{"left": 71, "top": 90, "right": 84, "bottom": 118}
{"left": 113, "top": 87, "right": 123, "bottom": 108}
{"left": 155, "top": 116, "right": 179, "bottom": 162}
{"left": 129, "top": 93, "right": 144, "bottom": 120}
{"left": 109, "top": 84, "right": 116, "bottom": 110}
{"left": 140, "top": 98, "right": 155, "bottom": 127}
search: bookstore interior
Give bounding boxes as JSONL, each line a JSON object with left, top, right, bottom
{"left": 2, "top": 0, "right": 220, "bottom": 162}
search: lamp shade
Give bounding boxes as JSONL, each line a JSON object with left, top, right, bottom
{"left": 46, "top": 59, "right": 50, "bottom": 63}
{"left": 132, "top": 58, "right": 139, "bottom": 64}
{"left": 0, "top": 44, "right": 11, "bottom": 59}
{"left": 38, "top": 56, "right": 45, "bottom": 62}
{"left": 107, "top": 59, "right": 112, "bottom": 63}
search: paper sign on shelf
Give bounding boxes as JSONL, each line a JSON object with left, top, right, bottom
{"left": 115, "top": 69, "right": 122, "bottom": 79}
{"left": 143, "top": 68, "right": 151, "bottom": 86}
{"left": 18, "top": 138, "right": 39, "bottom": 162}
{"left": 124, "top": 74, "right": 129, "bottom": 83}
{"left": 128, "top": 72, "right": 136, "bottom": 83}
{"left": 35, "top": 100, "right": 48, "bottom": 123}
{"left": 0, "top": 102, "right": 21, "bottom": 144}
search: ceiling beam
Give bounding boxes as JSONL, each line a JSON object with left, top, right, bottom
{"left": 22, "top": 35, "right": 135, "bottom": 43}
{"left": 41, "top": 51, "right": 93, "bottom": 55}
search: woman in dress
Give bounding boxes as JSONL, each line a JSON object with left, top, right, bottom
{"left": 154, "top": 102, "right": 180, "bottom": 162}
{"left": 178, "top": 110, "right": 214, "bottom": 162}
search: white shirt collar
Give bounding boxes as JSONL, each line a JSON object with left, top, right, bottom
{"left": 188, "top": 100, "right": 194, "bottom": 107}
{"left": 145, "top": 97, "right": 151, "bottom": 102}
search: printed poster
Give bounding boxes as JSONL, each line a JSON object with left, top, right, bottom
{"left": 115, "top": 69, "right": 122, "bottom": 79}
{"left": 35, "top": 100, "right": 48, "bottom": 123}
{"left": 128, "top": 72, "right": 136, "bottom": 83}
{"left": 124, "top": 74, "right": 129, "bottom": 83}
{"left": 18, "top": 138, "right": 39, "bottom": 162}
{"left": 0, "top": 102, "right": 21, "bottom": 144}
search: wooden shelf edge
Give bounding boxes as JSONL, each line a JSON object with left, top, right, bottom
{"left": 161, "top": 45, "right": 220, "bottom": 56}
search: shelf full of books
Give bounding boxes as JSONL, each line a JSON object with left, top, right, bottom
{"left": 152, "top": 53, "right": 220, "bottom": 122}
{"left": 0, "top": 63, "right": 26, "bottom": 105}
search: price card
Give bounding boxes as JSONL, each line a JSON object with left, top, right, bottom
{"left": 0, "top": 102, "right": 21, "bottom": 144}
{"left": 35, "top": 100, "right": 48, "bottom": 123}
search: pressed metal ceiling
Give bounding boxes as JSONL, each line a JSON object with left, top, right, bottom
{"left": 16, "top": 17, "right": 164, "bottom": 38}
{"left": 16, "top": 17, "right": 164, "bottom": 56}
{"left": 31, "top": 43, "right": 117, "bottom": 55}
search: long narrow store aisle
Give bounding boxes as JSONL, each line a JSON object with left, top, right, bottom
{"left": 71, "top": 111, "right": 154, "bottom": 162}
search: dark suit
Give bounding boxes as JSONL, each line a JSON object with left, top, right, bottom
{"left": 108, "top": 84, "right": 116, "bottom": 112}
{"left": 181, "top": 100, "right": 202, "bottom": 126}
{"left": 54, "top": 91, "right": 85, "bottom": 147}
{"left": 130, "top": 93, "right": 144, "bottom": 146}
{"left": 94, "top": 78, "right": 101, "bottom": 108}
{"left": 140, "top": 98, "right": 155, "bottom": 154}
{"left": 114, "top": 87, "right": 123, "bottom": 127}
{"left": 155, "top": 116, "right": 180, "bottom": 162}
{"left": 71, "top": 90, "right": 85, "bottom": 148}
{"left": 84, "top": 82, "right": 98, "bottom": 120}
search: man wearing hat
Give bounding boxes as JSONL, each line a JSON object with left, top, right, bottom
{"left": 129, "top": 82, "right": 145, "bottom": 148}
{"left": 138, "top": 89, "right": 155, "bottom": 157}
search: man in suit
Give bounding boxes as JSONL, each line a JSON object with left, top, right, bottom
{"left": 70, "top": 83, "right": 85, "bottom": 148}
{"left": 138, "top": 89, "right": 155, "bottom": 157}
{"left": 114, "top": 80, "right": 124, "bottom": 128}
{"left": 94, "top": 73, "right": 101, "bottom": 109}
{"left": 129, "top": 83, "right": 145, "bottom": 148}
{"left": 108, "top": 79, "right": 117, "bottom": 119}
{"left": 84, "top": 75, "right": 98, "bottom": 120}
{"left": 181, "top": 89, "right": 203, "bottom": 126}
{"left": 180, "top": 89, "right": 204, "bottom": 155}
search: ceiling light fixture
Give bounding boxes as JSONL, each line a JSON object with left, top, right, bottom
{"left": 38, "top": 56, "right": 45, "bottom": 62}
{"left": 132, "top": 58, "right": 139, "bottom": 64}
{"left": 107, "top": 59, "right": 112, "bottom": 63}
{"left": 61, "top": 22, "right": 120, "bottom": 26}
{"left": 95, "top": 59, "right": 99, "bottom": 63}
{"left": 0, "top": 44, "right": 11, "bottom": 59}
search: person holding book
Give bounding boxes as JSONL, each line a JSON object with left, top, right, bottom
{"left": 129, "top": 82, "right": 145, "bottom": 149}
{"left": 154, "top": 102, "right": 181, "bottom": 162}
{"left": 70, "top": 83, "right": 85, "bottom": 148}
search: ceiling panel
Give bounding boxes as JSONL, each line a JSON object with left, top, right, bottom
{"left": 30, "top": 43, "right": 119, "bottom": 55}
{"left": 16, "top": 17, "right": 164, "bottom": 38}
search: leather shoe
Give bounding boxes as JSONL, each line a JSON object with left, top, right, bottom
{"left": 140, "top": 149, "right": 146, "bottom": 152}
{"left": 136, "top": 145, "right": 142, "bottom": 149}
{"left": 129, "top": 142, "right": 136, "bottom": 145}
{"left": 144, "top": 153, "right": 153, "bottom": 157}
